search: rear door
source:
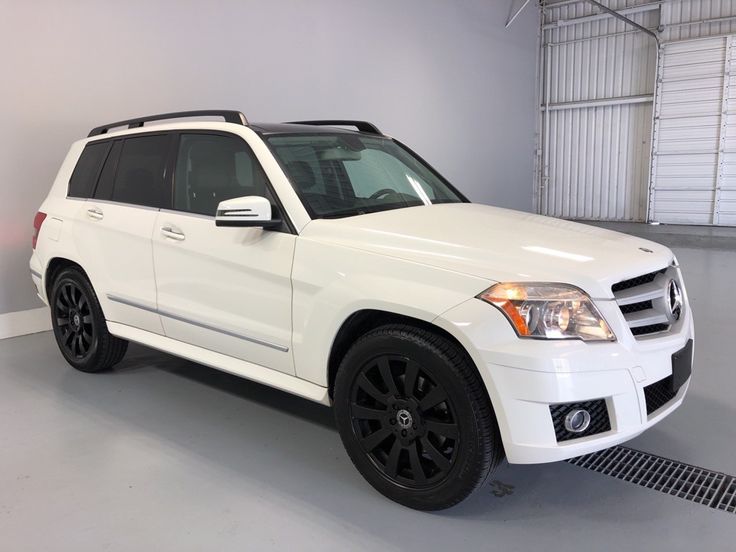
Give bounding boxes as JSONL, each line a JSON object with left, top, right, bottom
{"left": 72, "top": 133, "right": 173, "bottom": 334}
{"left": 152, "top": 132, "right": 296, "bottom": 375}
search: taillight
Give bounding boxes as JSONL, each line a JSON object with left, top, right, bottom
{"left": 32, "top": 211, "right": 47, "bottom": 249}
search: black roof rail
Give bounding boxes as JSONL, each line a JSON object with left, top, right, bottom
{"left": 285, "top": 120, "right": 383, "bottom": 135}
{"left": 88, "top": 110, "right": 248, "bottom": 137}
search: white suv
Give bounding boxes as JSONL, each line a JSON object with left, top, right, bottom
{"left": 30, "top": 110, "right": 694, "bottom": 510}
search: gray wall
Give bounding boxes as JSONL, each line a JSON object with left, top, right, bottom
{"left": 0, "top": 0, "right": 539, "bottom": 315}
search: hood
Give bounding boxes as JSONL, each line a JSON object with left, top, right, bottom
{"left": 300, "top": 203, "right": 674, "bottom": 299}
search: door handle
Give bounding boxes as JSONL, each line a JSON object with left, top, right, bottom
{"left": 87, "top": 207, "right": 104, "bottom": 220}
{"left": 161, "top": 226, "right": 186, "bottom": 241}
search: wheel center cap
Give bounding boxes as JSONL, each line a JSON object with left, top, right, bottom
{"left": 396, "top": 409, "right": 413, "bottom": 429}
{"left": 69, "top": 310, "right": 80, "bottom": 330}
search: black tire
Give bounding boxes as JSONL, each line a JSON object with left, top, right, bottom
{"left": 334, "top": 324, "right": 504, "bottom": 510}
{"left": 50, "top": 266, "right": 128, "bottom": 373}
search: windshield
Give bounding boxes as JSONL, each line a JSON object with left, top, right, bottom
{"left": 265, "top": 133, "right": 465, "bottom": 219}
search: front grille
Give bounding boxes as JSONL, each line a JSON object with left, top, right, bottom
{"left": 644, "top": 375, "right": 677, "bottom": 415}
{"left": 631, "top": 323, "right": 670, "bottom": 336}
{"left": 619, "top": 299, "right": 653, "bottom": 314}
{"left": 611, "top": 266, "right": 681, "bottom": 339}
{"left": 550, "top": 399, "right": 611, "bottom": 442}
{"left": 611, "top": 269, "right": 665, "bottom": 293}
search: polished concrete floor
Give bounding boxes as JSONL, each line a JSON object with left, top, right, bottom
{"left": 1, "top": 225, "right": 735, "bottom": 551}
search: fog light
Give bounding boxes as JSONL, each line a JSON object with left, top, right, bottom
{"left": 564, "top": 408, "right": 591, "bottom": 433}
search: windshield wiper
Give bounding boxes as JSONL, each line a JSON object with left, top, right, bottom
{"left": 318, "top": 201, "right": 423, "bottom": 219}
{"left": 319, "top": 208, "right": 369, "bottom": 219}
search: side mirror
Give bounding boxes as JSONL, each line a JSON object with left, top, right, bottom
{"left": 215, "top": 196, "right": 282, "bottom": 228}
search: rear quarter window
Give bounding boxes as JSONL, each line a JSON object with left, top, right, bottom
{"left": 93, "top": 140, "right": 122, "bottom": 200}
{"left": 68, "top": 141, "right": 110, "bottom": 198}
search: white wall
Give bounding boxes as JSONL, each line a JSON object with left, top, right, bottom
{"left": 0, "top": 0, "right": 539, "bottom": 315}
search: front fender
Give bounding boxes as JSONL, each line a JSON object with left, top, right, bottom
{"left": 291, "top": 238, "right": 492, "bottom": 386}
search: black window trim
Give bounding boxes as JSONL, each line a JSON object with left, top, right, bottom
{"left": 77, "top": 130, "right": 296, "bottom": 233}
{"left": 90, "top": 138, "right": 122, "bottom": 201}
{"left": 168, "top": 129, "right": 295, "bottom": 234}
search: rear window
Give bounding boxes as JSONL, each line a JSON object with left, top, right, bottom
{"left": 111, "top": 134, "right": 171, "bottom": 208}
{"left": 68, "top": 141, "right": 110, "bottom": 198}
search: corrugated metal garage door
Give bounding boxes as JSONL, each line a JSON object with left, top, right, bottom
{"left": 538, "top": 0, "right": 736, "bottom": 226}
{"left": 650, "top": 35, "right": 736, "bottom": 225}
{"left": 538, "top": 0, "right": 658, "bottom": 222}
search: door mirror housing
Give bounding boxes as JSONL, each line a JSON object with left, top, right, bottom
{"left": 215, "top": 196, "right": 282, "bottom": 228}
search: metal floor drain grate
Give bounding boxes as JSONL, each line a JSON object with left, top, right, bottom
{"left": 716, "top": 478, "right": 736, "bottom": 514}
{"left": 567, "top": 445, "right": 736, "bottom": 514}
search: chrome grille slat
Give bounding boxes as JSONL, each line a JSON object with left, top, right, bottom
{"left": 624, "top": 310, "right": 670, "bottom": 328}
{"left": 611, "top": 266, "right": 680, "bottom": 338}
{"left": 614, "top": 281, "right": 664, "bottom": 305}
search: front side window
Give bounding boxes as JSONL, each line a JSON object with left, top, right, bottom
{"left": 265, "top": 133, "right": 464, "bottom": 218}
{"left": 111, "top": 135, "right": 171, "bottom": 208}
{"left": 173, "top": 133, "right": 273, "bottom": 216}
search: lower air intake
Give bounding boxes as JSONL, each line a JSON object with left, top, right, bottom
{"left": 549, "top": 399, "right": 611, "bottom": 442}
{"left": 644, "top": 375, "right": 677, "bottom": 415}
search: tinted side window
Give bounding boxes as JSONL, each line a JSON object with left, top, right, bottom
{"left": 93, "top": 140, "right": 122, "bottom": 200}
{"left": 173, "top": 134, "right": 273, "bottom": 216}
{"left": 111, "top": 135, "right": 170, "bottom": 208}
{"left": 68, "top": 141, "right": 110, "bottom": 198}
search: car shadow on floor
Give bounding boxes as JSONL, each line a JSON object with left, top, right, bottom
{"left": 117, "top": 343, "right": 337, "bottom": 431}
{"left": 47, "top": 338, "right": 718, "bottom": 527}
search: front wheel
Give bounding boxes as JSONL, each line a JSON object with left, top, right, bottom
{"left": 50, "top": 266, "right": 128, "bottom": 373}
{"left": 333, "top": 324, "right": 504, "bottom": 510}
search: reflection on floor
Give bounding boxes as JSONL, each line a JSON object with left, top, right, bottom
{"left": 1, "top": 224, "right": 735, "bottom": 550}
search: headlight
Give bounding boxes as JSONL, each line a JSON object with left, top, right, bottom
{"left": 477, "top": 283, "right": 615, "bottom": 342}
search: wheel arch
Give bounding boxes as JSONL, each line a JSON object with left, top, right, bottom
{"left": 45, "top": 257, "right": 92, "bottom": 301}
{"left": 327, "top": 309, "right": 486, "bottom": 403}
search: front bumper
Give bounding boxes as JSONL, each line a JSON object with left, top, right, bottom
{"left": 436, "top": 297, "right": 694, "bottom": 464}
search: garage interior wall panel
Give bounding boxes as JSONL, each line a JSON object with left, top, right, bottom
{"left": 650, "top": 37, "right": 726, "bottom": 223}
{"left": 539, "top": 0, "right": 659, "bottom": 221}
{"left": 540, "top": 0, "right": 736, "bottom": 226}
{"left": 662, "top": 0, "right": 736, "bottom": 42}
{"left": 654, "top": 0, "right": 736, "bottom": 226}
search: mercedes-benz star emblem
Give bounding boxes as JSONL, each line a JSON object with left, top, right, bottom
{"left": 396, "top": 409, "right": 413, "bottom": 429}
{"left": 667, "top": 279, "right": 682, "bottom": 322}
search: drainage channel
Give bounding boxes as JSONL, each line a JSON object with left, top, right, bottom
{"left": 567, "top": 445, "right": 736, "bottom": 514}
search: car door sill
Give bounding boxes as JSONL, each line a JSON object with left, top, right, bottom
{"left": 106, "top": 321, "right": 329, "bottom": 405}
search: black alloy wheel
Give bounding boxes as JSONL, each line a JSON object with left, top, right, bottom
{"left": 334, "top": 324, "right": 504, "bottom": 510}
{"left": 50, "top": 266, "right": 128, "bottom": 372}
{"left": 54, "top": 280, "right": 94, "bottom": 360}
{"left": 349, "top": 354, "right": 459, "bottom": 488}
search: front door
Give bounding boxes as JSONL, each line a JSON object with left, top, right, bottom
{"left": 152, "top": 132, "right": 295, "bottom": 375}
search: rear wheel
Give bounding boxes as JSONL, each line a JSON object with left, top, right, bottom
{"left": 334, "top": 324, "right": 504, "bottom": 510}
{"left": 50, "top": 267, "right": 128, "bottom": 372}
